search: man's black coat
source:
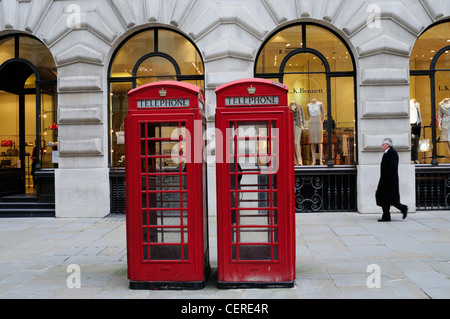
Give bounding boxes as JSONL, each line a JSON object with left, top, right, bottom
{"left": 376, "top": 147, "right": 400, "bottom": 207}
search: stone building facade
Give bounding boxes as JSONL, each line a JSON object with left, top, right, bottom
{"left": 0, "top": 0, "right": 449, "bottom": 217}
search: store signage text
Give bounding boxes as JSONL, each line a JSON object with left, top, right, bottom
{"left": 137, "top": 98, "right": 190, "bottom": 108}
{"left": 225, "top": 96, "right": 279, "bottom": 106}
{"left": 290, "top": 88, "right": 324, "bottom": 94}
{"left": 439, "top": 85, "right": 450, "bottom": 92}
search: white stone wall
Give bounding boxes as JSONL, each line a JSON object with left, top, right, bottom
{"left": 1, "top": 0, "right": 449, "bottom": 216}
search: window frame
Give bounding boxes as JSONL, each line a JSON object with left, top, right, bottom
{"left": 410, "top": 20, "right": 450, "bottom": 166}
{"left": 254, "top": 23, "right": 357, "bottom": 167}
{"left": 107, "top": 27, "right": 205, "bottom": 167}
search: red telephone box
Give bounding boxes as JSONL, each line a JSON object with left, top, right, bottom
{"left": 215, "top": 78, "right": 295, "bottom": 288}
{"left": 125, "top": 81, "right": 209, "bottom": 289}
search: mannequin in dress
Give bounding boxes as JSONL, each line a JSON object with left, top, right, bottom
{"left": 438, "top": 98, "right": 450, "bottom": 155}
{"left": 289, "top": 102, "right": 305, "bottom": 165}
{"left": 307, "top": 99, "right": 325, "bottom": 165}
{"left": 410, "top": 99, "right": 422, "bottom": 164}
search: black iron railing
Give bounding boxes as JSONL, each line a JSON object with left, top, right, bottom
{"left": 415, "top": 165, "right": 450, "bottom": 211}
{"left": 110, "top": 165, "right": 450, "bottom": 214}
{"left": 109, "top": 167, "right": 359, "bottom": 214}
{"left": 294, "top": 166, "right": 357, "bottom": 213}
{"left": 110, "top": 168, "right": 126, "bottom": 214}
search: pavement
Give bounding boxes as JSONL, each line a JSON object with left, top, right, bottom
{"left": 0, "top": 211, "right": 449, "bottom": 300}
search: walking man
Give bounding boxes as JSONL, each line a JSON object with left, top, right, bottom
{"left": 375, "top": 138, "right": 408, "bottom": 222}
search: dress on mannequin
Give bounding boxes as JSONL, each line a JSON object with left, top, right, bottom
{"left": 290, "top": 102, "right": 305, "bottom": 165}
{"left": 438, "top": 98, "right": 450, "bottom": 156}
{"left": 307, "top": 99, "right": 325, "bottom": 165}
{"left": 410, "top": 99, "right": 421, "bottom": 164}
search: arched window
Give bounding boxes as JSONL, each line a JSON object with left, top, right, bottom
{"left": 0, "top": 34, "right": 57, "bottom": 196}
{"left": 108, "top": 28, "right": 204, "bottom": 167}
{"left": 255, "top": 24, "right": 356, "bottom": 167}
{"left": 410, "top": 22, "right": 450, "bottom": 165}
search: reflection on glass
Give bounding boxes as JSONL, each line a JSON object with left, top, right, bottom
{"left": 145, "top": 210, "right": 188, "bottom": 226}
{"left": 149, "top": 227, "right": 185, "bottom": 243}
{"left": 229, "top": 121, "right": 278, "bottom": 171}
{"left": 0, "top": 92, "right": 19, "bottom": 170}
{"left": 305, "top": 25, "right": 352, "bottom": 72}
{"left": 19, "top": 36, "right": 57, "bottom": 75}
{"left": 256, "top": 24, "right": 353, "bottom": 74}
{"left": 0, "top": 37, "right": 15, "bottom": 66}
{"left": 436, "top": 51, "right": 450, "bottom": 70}
{"left": 159, "top": 29, "right": 204, "bottom": 75}
{"left": 256, "top": 25, "right": 303, "bottom": 74}
{"left": 110, "top": 82, "right": 132, "bottom": 167}
{"left": 229, "top": 120, "right": 279, "bottom": 262}
{"left": 284, "top": 53, "right": 325, "bottom": 73}
{"left": 410, "top": 23, "right": 450, "bottom": 71}
{"left": 40, "top": 86, "right": 58, "bottom": 169}
{"left": 143, "top": 175, "right": 187, "bottom": 191}
{"left": 147, "top": 122, "right": 185, "bottom": 139}
{"left": 136, "top": 56, "right": 177, "bottom": 78}
{"left": 140, "top": 119, "right": 190, "bottom": 261}
{"left": 110, "top": 30, "right": 155, "bottom": 77}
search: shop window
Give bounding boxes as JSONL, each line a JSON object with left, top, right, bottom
{"left": 0, "top": 37, "right": 14, "bottom": 66}
{"left": 108, "top": 28, "right": 204, "bottom": 168}
{"left": 410, "top": 22, "right": 450, "bottom": 165}
{"left": 255, "top": 24, "right": 356, "bottom": 167}
{"left": 0, "top": 34, "right": 57, "bottom": 195}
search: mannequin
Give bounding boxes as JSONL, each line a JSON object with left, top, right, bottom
{"left": 307, "top": 99, "right": 325, "bottom": 165}
{"left": 289, "top": 102, "right": 305, "bottom": 165}
{"left": 438, "top": 98, "right": 450, "bottom": 155}
{"left": 410, "top": 99, "right": 422, "bottom": 164}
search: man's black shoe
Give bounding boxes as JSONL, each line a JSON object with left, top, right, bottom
{"left": 401, "top": 206, "right": 408, "bottom": 219}
{"left": 378, "top": 218, "right": 391, "bottom": 222}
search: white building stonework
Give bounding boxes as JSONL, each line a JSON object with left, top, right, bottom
{"left": 1, "top": 0, "right": 449, "bottom": 217}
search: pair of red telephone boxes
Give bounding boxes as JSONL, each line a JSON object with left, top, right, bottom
{"left": 125, "top": 79, "right": 295, "bottom": 289}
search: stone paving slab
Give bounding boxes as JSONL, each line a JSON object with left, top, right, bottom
{"left": 0, "top": 212, "right": 449, "bottom": 299}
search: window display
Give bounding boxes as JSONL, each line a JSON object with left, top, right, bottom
{"left": 410, "top": 22, "right": 450, "bottom": 165}
{"left": 289, "top": 102, "right": 304, "bottom": 165}
{"left": 438, "top": 98, "right": 450, "bottom": 153}
{"left": 410, "top": 99, "right": 422, "bottom": 164}
{"left": 307, "top": 99, "right": 325, "bottom": 165}
{"left": 255, "top": 23, "right": 356, "bottom": 166}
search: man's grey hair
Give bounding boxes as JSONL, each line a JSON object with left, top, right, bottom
{"left": 383, "top": 138, "right": 393, "bottom": 146}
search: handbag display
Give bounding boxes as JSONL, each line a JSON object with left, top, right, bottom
{"left": 116, "top": 123, "right": 125, "bottom": 145}
{"left": 418, "top": 133, "right": 431, "bottom": 152}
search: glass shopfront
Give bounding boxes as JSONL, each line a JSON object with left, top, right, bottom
{"left": 108, "top": 28, "right": 204, "bottom": 168}
{"left": 410, "top": 22, "right": 450, "bottom": 165}
{"left": 255, "top": 23, "right": 357, "bottom": 212}
{"left": 410, "top": 21, "right": 450, "bottom": 210}
{"left": 255, "top": 24, "right": 356, "bottom": 167}
{"left": 108, "top": 28, "right": 204, "bottom": 213}
{"left": 0, "top": 34, "right": 57, "bottom": 197}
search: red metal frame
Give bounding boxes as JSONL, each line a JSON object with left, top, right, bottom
{"left": 125, "top": 81, "right": 209, "bottom": 289}
{"left": 215, "top": 79, "right": 295, "bottom": 288}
